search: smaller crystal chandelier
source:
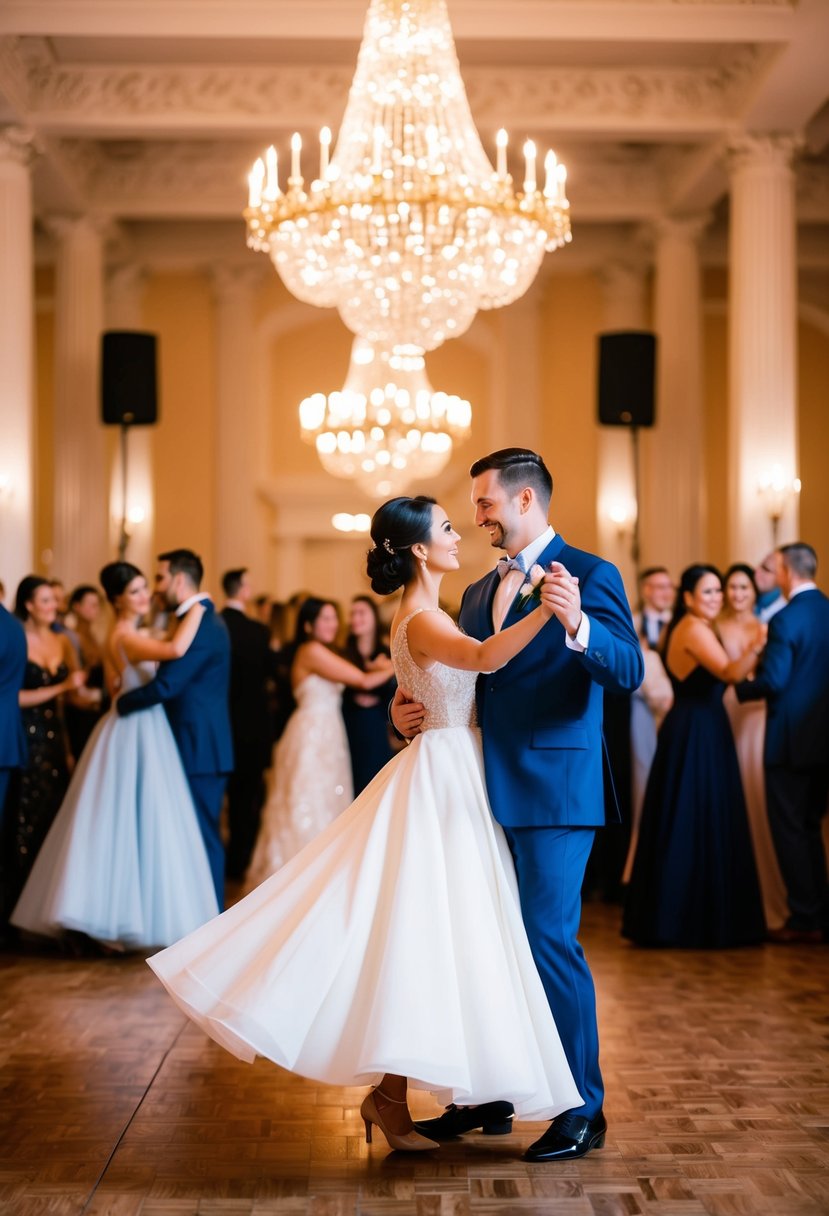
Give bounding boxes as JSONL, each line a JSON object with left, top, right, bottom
{"left": 299, "top": 338, "right": 471, "bottom": 497}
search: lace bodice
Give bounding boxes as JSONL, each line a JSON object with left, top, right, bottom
{"left": 391, "top": 610, "right": 478, "bottom": 731}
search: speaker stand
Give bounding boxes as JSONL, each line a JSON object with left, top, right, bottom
{"left": 117, "top": 422, "right": 132, "bottom": 560}
{"left": 630, "top": 424, "right": 642, "bottom": 578}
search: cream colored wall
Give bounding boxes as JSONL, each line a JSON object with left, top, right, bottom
{"left": 145, "top": 273, "right": 219, "bottom": 593}
{"left": 540, "top": 273, "right": 602, "bottom": 551}
{"left": 798, "top": 318, "right": 829, "bottom": 572}
{"left": 33, "top": 267, "right": 54, "bottom": 577}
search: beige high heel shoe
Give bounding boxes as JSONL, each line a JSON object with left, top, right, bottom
{"left": 360, "top": 1089, "right": 439, "bottom": 1152}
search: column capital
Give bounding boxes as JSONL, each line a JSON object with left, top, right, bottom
{"left": 653, "top": 212, "right": 712, "bottom": 246}
{"left": 42, "top": 212, "right": 117, "bottom": 246}
{"left": 211, "top": 262, "right": 266, "bottom": 303}
{"left": 597, "top": 259, "right": 646, "bottom": 297}
{"left": 726, "top": 132, "right": 803, "bottom": 176}
{"left": 0, "top": 125, "right": 37, "bottom": 169}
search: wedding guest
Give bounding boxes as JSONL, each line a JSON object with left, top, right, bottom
{"left": 635, "top": 566, "right": 674, "bottom": 650}
{"left": 221, "top": 568, "right": 273, "bottom": 883}
{"left": 49, "top": 579, "right": 70, "bottom": 633}
{"left": 1, "top": 577, "right": 85, "bottom": 923}
{"left": 342, "top": 595, "right": 396, "bottom": 795}
{"left": 117, "top": 549, "right": 233, "bottom": 910}
{"left": 64, "top": 584, "right": 108, "bottom": 760}
{"left": 267, "top": 600, "right": 295, "bottom": 743}
{"left": 621, "top": 621, "right": 673, "bottom": 885}
{"left": 754, "top": 552, "right": 786, "bottom": 623}
{"left": 623, "top": 564, "right": 766, "bottom": 948}
{"left": 244, "top": 597, "right": 393, "bottom": 886}
{"left": 736, "top": 543, "right": 829, "bottom": 944}
{"left": 718, "top": 564, "right": 788, "bottom": 930}
{"left": 0, "top": 599, "right": 27, "bottom": 938}
{"left": 12, "top": 562, "right": 218, "bottom": 949}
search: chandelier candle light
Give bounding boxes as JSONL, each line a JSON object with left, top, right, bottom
{"left": 299, "top": 338, "right": 472, "bottom": 498}
{"left": 245, "top": 0, "right": 571, "bottom": 356}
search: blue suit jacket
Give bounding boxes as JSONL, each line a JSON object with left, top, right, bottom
{"left": 117, "top": 601, "right": 234, "bottom": 777}
{"left": 735, "top": 587, "right": 829, "bottom": 769}
{"left": 458, "top": 533, "right": 643, "bottom": 828}
{"left": 0, "top": 605, "right": 28, "bottom": 770}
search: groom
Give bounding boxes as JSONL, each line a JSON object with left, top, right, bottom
{"left": 394, "top": 449, "right": 643, "bottom": 1161}
{"left": 117, "top": 549, "right": 233, "bottom": 908}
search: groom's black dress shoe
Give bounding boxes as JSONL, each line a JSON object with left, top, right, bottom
{"left": 523, "top": 1111, "right": 607, "bottom": 1162}
{"left": 413, "top": 1102, "right": 514, "bottom": 1139}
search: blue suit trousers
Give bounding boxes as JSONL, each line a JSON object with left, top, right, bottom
{"left": 503, "top": 825, "right": 603, "bottom": 1118}
{"left": 187, "top": 773, "right": 228, "bottom": 910}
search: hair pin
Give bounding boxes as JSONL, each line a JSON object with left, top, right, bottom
{"left": 383, "top": 538, "right": 395, "bottom": 555}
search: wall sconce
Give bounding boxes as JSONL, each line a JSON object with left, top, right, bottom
{"left": 0, "top": 472, "right": 12, "bottom": 500}
{"left": 606, "top": 500, "right": 636, "bottom": 539}
{"left": 332, "top": 513, "right": 371, "bottom": 534}
{"left": 758, "top": 465, "right": 801, "bottom": 546}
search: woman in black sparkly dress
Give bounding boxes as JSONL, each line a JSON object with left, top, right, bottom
{"left": 1, "top": 577, "right": 85, "bottom": 923}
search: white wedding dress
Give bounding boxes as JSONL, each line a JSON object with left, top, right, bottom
{"left": 11, "top": 658, "right": 219, "bottom": 948}
{"left": 245, "top": 674, "right": 354, "bottom": 887}
{"left": 148, "top": 610, "right": 580, "bottom": 1116}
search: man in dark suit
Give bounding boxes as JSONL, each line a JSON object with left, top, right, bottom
{"left": 117, "top": 549, "right": 233, "bottom": 908}
{"left": 736, "top": 542, "right": 829, "bottom": 944}
{"left": 0, "top": 601, "right": 28, "bottom": 931}
{"left": 397, "top": 449, "right": 643, "bottom": 1161}
{"left": 220, "top": 568, "right": 273, "bottom": 881}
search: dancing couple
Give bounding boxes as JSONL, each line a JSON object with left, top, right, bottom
{"left": 148, "top": 448, "right": 643, "bottom": 1161}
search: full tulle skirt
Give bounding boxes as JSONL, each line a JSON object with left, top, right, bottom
{"left": 148, "top": 725, "right": 581, "bottom": 1119}
{"left": 11, "top": 705, "right": 219, "bottom": 948}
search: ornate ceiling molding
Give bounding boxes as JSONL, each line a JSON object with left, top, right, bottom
{"left": 3, "top": 37, "right": 768, "bottom": 135}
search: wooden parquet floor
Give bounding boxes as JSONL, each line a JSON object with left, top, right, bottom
{"left": 1, "top": 903, "right": 827, "bottom": 1216}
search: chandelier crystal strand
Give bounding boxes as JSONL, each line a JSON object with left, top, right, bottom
{"left": 299, "top": 337, "right": 471, "bottom": 497}
{"left": 245, "top": 0, "right": 571, "bottom": 355}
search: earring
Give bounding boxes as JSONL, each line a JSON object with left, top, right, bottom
{"left": 420, "top": 559, "right": 427, "bottom": 572}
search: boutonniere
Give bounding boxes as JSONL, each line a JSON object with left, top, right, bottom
{"left": 515, "top": 563, "right": 546, "bottom": 611}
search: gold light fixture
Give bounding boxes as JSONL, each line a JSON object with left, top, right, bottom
{"left": 758, "top": 465, "right": 801, "bottom": 546}
{"left": 299, "top": 338, "right": 471, "bottom": 497}
{"left": 245, "top": 0, "right": 571, "bottom": 356}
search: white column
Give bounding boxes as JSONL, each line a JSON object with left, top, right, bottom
{"left": 596, "top": 261, "right": 647, "bottom": 598}
{"left": 213, "top": 265, "right": 268, "bottom": 583}
{"left": 728, "top": 135, "right": 800, "bottom": 561}
{"left": 105, "top": 265, "right": 154, "bottom": 574}
{"left": 0, "top": 127, "right": 36, "bottom": 597}
{"left": 641, "top": 214, "right": 708, "bottom": 572}
{"left": 49, "top": 216, "right": 109, "bottom": 586}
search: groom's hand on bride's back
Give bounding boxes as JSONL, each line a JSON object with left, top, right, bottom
{"left": 390, "top": 686, "right": 425, "bottom": 738}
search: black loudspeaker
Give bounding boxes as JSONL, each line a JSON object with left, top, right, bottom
{"left": 101, "top": 331, "right": 158, "bottom": 426}
{"left": 597, "top": 331, "right": 656, "bottom": 427}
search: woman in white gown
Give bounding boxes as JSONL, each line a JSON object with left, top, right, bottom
{"left": 11, "top": 562, "right": 219, "bottom": 949}
{"left": 244, "top": 597, "right": 394, "bottom": 887}
{"left": 148, "top": 496, "right": 581, "bottom": 1152}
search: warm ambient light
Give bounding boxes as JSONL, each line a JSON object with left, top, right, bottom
{"left": 332, "top": 513, "right": 372, "bottom": 533}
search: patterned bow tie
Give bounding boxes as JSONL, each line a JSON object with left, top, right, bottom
{"left": 497, "top": 555, "right": 527, "bottom": 579}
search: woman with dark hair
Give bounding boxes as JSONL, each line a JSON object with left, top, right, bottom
{"left": 64, "top": 583, "right": 108, "bottom": 759}
{"left": 718, "top": 563, "right": 788, "bottom": 930}
{"left": 623, "top": 564, "right": 767, "bottom": 947}
{"left": 245, "top": 597, "right": 394, "bottom": 886}
{"left": 11, "top": 562, "right": 218, "bottom": 949}
{"left": 149, "top": 495, "right": 580, "bottom": 1153}
{"left": 2, "top": 577, "right": 86, "bottom": 922}
{"left": 342, "top": 595, "right": 396, "bottom": 795}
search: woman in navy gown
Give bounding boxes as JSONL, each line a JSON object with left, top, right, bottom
{"left": 623, "top": 565, "right": 767, "bottom": 948}
{"left": 341, "top": 595, "right": 397, "bottom": 795}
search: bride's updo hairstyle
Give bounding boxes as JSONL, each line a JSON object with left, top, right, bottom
{"left": 100, "top": 561, "right": 143, "bottom": 606}
{"left": 366, "top": 496, "right": 436, "bottom": 595}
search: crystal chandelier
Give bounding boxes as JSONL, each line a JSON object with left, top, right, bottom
{"left": 299, "top": 338, "right": 471, "bottom": 498}
{"left": 245, "top": 0, "right": 571, "bottom": 355}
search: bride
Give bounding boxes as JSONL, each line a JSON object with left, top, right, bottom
{"left": 11, "top": 561, "right": 219, "bottom": 949}
{"left": 147, "top": 496, "right": 581, "bottom": 1151}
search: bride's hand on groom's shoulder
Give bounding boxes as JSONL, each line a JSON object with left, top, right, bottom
{"left": 391, "top": 686, "right": 425, "bottom": 739}
{"left": 541, "top": 563, "right": 582, "bottom": 636}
